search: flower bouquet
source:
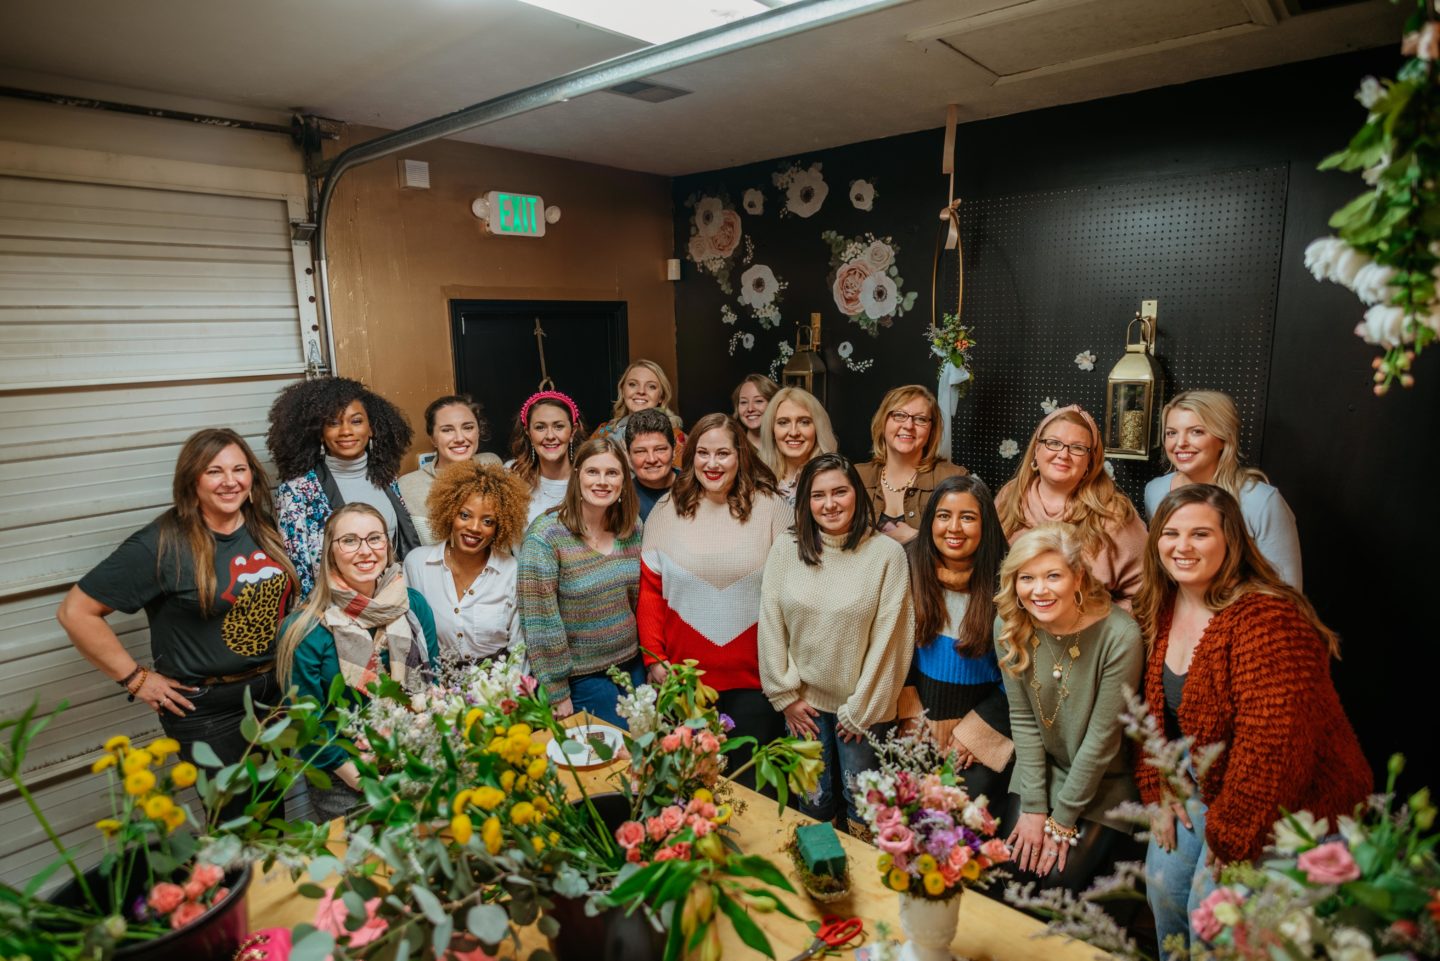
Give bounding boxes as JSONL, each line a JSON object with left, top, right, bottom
{"left": 925, "top": 313, "right": 976, "bottom": 389}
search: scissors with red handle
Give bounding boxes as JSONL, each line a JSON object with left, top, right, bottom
{"left": 786, "top": 915, "right": 864, "bottom": 961}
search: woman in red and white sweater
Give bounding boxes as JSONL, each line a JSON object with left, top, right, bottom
{"left": 1133, "top": 484, "right": 1369, "bottom": 950}
{"left": 637, "top": 413, "right": 792, "bottom": 782}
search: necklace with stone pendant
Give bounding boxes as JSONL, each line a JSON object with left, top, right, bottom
{"left": 1030, "top": 628, "right": 1083, "bottom": 728}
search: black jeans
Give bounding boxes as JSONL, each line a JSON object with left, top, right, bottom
{"left": 715, "top": 687, "right": 785, "bottom": 793}
{"left": 161, "top": 672, "right": 279, "bottom": 824}
{"left": 997, "top": 793, "right": 1146, "bottom": 898}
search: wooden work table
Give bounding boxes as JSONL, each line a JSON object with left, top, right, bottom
{"left": 247, "top": 717, "right": 1106, "bottom": 961}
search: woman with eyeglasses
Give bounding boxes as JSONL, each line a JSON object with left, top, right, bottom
{"left": 995, "top": 406, "right": 1148, "bottom": 609}
{"left": 275, "top": 503, "right": 440, "bottom": 823}
{"left": 855, "top": 385, "right": 969, "bottom": 544}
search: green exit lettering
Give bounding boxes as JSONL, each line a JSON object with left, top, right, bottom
{"left": 498, "top": 193, "right": 540, "bottom": 234}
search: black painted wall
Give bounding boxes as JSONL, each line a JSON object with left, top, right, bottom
{"left": 672, "top": 48, "right": 1438, "bottom": 783}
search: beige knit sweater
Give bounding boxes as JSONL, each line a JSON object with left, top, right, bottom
{"left": 758, "top": 529, "right": 915, "bottom": 733}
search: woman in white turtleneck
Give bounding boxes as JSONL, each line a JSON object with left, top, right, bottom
{"left": 268, "top": 377, "right": 421, "bottom": 599}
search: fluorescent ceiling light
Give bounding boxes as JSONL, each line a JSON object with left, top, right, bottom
{"left": 513, "top": 0, "right": 798, "bottom": 45}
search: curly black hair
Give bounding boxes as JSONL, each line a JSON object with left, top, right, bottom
{"left": 266, "top": 376, "right": 414, "bottom": 486}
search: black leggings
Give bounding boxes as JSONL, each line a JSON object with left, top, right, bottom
{"left": 161, "top": 672, "right": 279, "bottom": 824}
{"left": 714, "top": 687, "right": 785, "bottom": 793}
{"left": 998, "top": 793, "right": 1146, "bottom": 896}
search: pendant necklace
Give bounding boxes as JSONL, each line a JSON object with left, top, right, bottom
{"left": 1030, "top": 626, "right": 1084, "bottom": 728}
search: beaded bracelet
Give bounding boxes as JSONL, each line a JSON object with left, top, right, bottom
{"left": 1044, "top": 816, "right": 1080, "bottom": 847}
{"left": 125, "top": 668, "right": 149, "bottom": 702}
{"left": 117, "top": 665, "right": 142, "bottom": 689}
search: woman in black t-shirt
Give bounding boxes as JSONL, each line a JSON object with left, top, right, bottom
{"left": 57, "top": 428, "right": 298, "bottom": 776}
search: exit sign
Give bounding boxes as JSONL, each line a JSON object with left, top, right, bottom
{"left": 480, "top": 190, "right": 546, "bottom": 237}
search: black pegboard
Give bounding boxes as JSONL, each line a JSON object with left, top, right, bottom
{"left": 946, "top": 164, "right": 1288, "bottom": 507}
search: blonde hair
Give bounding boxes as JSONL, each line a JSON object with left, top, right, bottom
{"left": 1161, "top": 390, "right": 1269, "bottom": 499}
{"left": 994, "top": 523, "right": 1110, "bottom": 676}
{"left": 757, "top": 387, "right": 837, "bottom": 479}
{"left": 995, "top": 406, "right": 1138, "bottom": 554}
{"left": 275, "top": 503, "right": 391, "bottom": 692}
{"left": 611, "top": 359, "right": 679, "bottom": 423}
{"left": 867, "top": 385, "right": 945, "bottom": 469}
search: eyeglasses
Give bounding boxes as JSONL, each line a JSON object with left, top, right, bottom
{"left": 1038, "top": 437, "right": 1093, "bottom": 457}
{"left": 887, "top": 411, "right": 933, "bottom": 428}
{"left": 335, "top": 532, "right": 389, "bottom": 553}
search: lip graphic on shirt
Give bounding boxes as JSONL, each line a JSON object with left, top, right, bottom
{"left": 221, "top": 550, "right": 291, "bottom": 657}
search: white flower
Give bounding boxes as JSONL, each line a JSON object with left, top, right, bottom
{"left": 860, "top": 271, "right": 898, "bottom": 320}
{"left": 864, "top": 240, "right": 894, "bottom": 271}
{"left": 742, "top": 188, "right": 764, "bottom": 216}
{"left": 1352, "top": 262, "right": 1398, "bottom": 304}
{"left": 1362, "top": 152, "right": 1392, "bottom": 186}
{"left": 694, "top": 196, "right": 724, "bottom": 237}
{"left": 1356, "top": 76, "right": 1384, "bottom": 109}
{"left": 784, "top": 163, "right": 828, "bottom": 218}
{"left": 1355, "top": 304, "right": 1410, "bottom": 347}
{"left": 1331, "top": 246, "right": 1372, "bottom": 288}
{"left": 739, "top": 264, "right": 780, "bottom": 308}
{"left": 1272, "top": 811, "right": 1330, "bottom": 854}
{"left": 1277, "top": 911, "right": 1314, "bottom": 951}
{"left": 1336, "top": 815, "right": 1366, "bottom": 847}
{"left": 1104, "top": 460, "right": 1116, "bottom": 479}
{"left": 721, "top": 304, "right": 738, "bottom": 325}
{"left": 741, "top": 332, "right": 755, "bottom": 350}
{"left": 1074, "top": 350, "right": 1096, "bottom": 371}
{"left": 998, "top": 439, "right": 1019, "bottom": 459}
{"left": 850, "top": 179, "right": 876, "bottom": 211}
{"left": 1040, "top": 397, "right": 1058, "bottom": 415}
{"left": 837, "top": 341, "right": 854, "bottom": 359}
{"left": 1303, "top": 236, "right": 1346, "bottom": 281}
{"left": 1329, "top": 927, "right": 1376, "bottom": 961}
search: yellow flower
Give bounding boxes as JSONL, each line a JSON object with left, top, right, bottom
{"left": 508, "top": 723, "right": 532, "bottom": 740}
{"left": 143, "top": 795, "right": 174, "bottom": 820}
{"left": 103, "top": 735, "right": 131, "bottom": 753}
{"left": 887, "top": 868, "right": 910, "bottom": 892}
{"left": 692, "top": 788, "right": 714, "bottom": 804}
{"left": 451, "top": 790, "right": 473, "bottom": 814}
{"left": 526, "top": 758, "right": 547, "bottom": 780}
{"left": 148, "top": 738, "right": 181, "bottom": 758}
{"left": 515, "top": 776, "right": 528, "bottom": 793}
{"left": 510, "top": 802, "right": 536, "bottom": 826}
{"left": 124, "top": 769, "right": 156, "bottom": 796}
{"left": 91, "top": 755, "right": 117, "bottom": 774}
{"left": 915, "top": 854, "right": 938, "bottom": 875}
{"left": 533, "top": 797, "right": 551, "bottom": 816}
{"left": 548, "top": 831, "right": 560, "bottom": 844}
{"left": 482, "top": 816, "right": 503, "bottom": 855}
{"left": 526, "top": 742, "right": 546, "bottom": 757}
{"left": 961, "top": 859, "right": 981, "bottom": 882}
{"left": 464, "top": 708, "right": 484, "bottom": 738}
{"left": 500, "top": 770, "right": 516, "bottom": 792}
{"left": 531, "top": 836, "right": 546, "bottom": 853}
{"left": 163, "top": 807, "right": 186, "bottom": 833}
{"left": 877, "top": 853, "right": 893, "bottom": 873}
{"left": 451, "top": 814, "right": 473, "bottom": 845}
{"left": 95, "top": 818, "right": 123, "bottom": 837}
{"left": 472, "top": 786, "right": 505, "bottom": 811}
{"left": 923, "top": 872, "right": 947, "bottom": 897}
{"left": 712, "top": 804, "right": 732, "bottom": 826}
{"left": 170, "top": 762, "right": 198, "bottom": 789}
{"left": 121, "top": 749, "right": 154, "bottom": 774}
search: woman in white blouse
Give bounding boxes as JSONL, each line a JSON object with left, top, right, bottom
{"left": 403, "top": 461, "right": 531, "bottom": 662}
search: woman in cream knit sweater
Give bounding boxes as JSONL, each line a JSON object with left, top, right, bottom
{"left": 759, "top": 452, "right": 915, "bottom": 838}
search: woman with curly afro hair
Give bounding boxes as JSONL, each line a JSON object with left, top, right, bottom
{"left": 403, "top": 461, "right": 530, "bottom": 663}
{"left": 268, "top": 376, "right": 419, "bottom": 598}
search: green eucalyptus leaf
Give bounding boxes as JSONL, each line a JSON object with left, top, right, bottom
{"left": 537, "top": 914, "right": 561, "bottom": 938}
{"left": 191, "top": 741, "right": 224, "bottom": 769}
{"left": 413, "top": 885, "right": 446, "bottom": 924}
{"left": 258, "top": 716, "right": 291, "bottom": 745}
{"left": 297, "top": 882, "right": 327, "bottom": 899}
{"left": 468, "top": 903, "right": 511, "bottom": 943}
{"left": 288, "top": 927, "right": 335, "bottom": 961}
{"left": 431, "top": 916, "right": 454, "bottom": 957}
{"left": 303, "top": 766, "right": 333, "bottom": 790}
{"left": 240, "top": 714, "right": 261, "bottom": 743}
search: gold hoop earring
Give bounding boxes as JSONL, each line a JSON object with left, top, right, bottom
{"left": 1073, "top": 590, "right": 1084, "bottom": 611}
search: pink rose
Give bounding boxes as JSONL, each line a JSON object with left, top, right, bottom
{"left": 615, "top": 820, "right": 645, "bottom": 850}
{"left": 875, "top": 824, "right": 914, "bottom": 856}
{"left": 647, "top": 817, "right": 668, "bottom": 843}
{"left": 1296, "top": 840, "right": 1361, "bottom": 885}
{"left": 939, "top": 863, "right": 961, "bottom": 886}
{"left": 831, "top": 261, "right": 871, "bottom": 316}
{"left": 685, "top": 798, "right": 717, "bottom": 819}
{"left": 146, "top": 882, "right": 185, "bottom": 916}
{"left": 696, "top": 732, "right": 720, "bottom": 755}
{"left": 653, "top": 842, "right": 692, "bottom": 862}
{"left": 690, "top": 817, "right": 714, "bottom": 837}
{"left": 946, "top": 845, "right": 972, "bottom": 869}
{"left": 626, "top": 846, "right": 645, "bottom": 864}
{"left": 980, "top": 839, "right": 1011, "bottom": 863}
{"left": 874, "top": 806, "right": 904, "bottom": 833}
{"left": 212, "top": 888, "right": 229, "bottom": 903}
{"left": 688, "top": 234, "right": 713, "bottom": 264}
{"left": 190, "top": 863, "right": 225, "bottom": 890}
{"left": 660, "top": 732, "right": 682, "bottom": 752}
{"left": 660, "top": 806, "right": 686, "bottom": 833}
{"left": 709, "top": 210, "right": 742, "bottom": 259}
{"left": 170, "top": 900, "right": 207, "bottom": 929}
{"left": 183, "top": 878, "right": 207, "bottom": 901}
{"left": 1190, "top": 888, "right": 1245, "bottom": 942}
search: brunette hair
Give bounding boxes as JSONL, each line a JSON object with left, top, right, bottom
{"left": 1132, "top": 484, "right": 1338, "bottom": 657}
{"left": 867, "top": 385, "right": 946, "bottom": 470}
{"left": 508, "top": 396, "right": 586, "bottom": 492}
{"left": 756, "top": 387, "right": 838, "bottom": 481}
{"left": 994, "top": 405, "right": 1139, "bottom": 553}
{"left": 157, "top": 428, "right": 297, "bottom": 615}
{"left": 669, "top": 413, "right": 778, "bottom": 522}
{"left": 423, "top": 394, "right": 490, "bottom": 442}
{"left": 994, "top": 523, "right": 1110, "bottom": 676}
{"left": 610, "top": 359, "right": 681, "bottom": 423}
{"left": 731, "top": 374, "right": 779, "bottom": 418}
{"left": 274, "top": 503, "right": 391, "bottom": 691}
{"left": 792, "top": 452, "right": 874, "bottom": 567}
{"left": 624, "top": 407, "right": 676, "bottom": 449}
{"left": 266, "top": 377, "right": 412, "bottom": 486}
{"left": 556, "top": 436, "right": 638, "bottom": 539}
{"left": 1160, "top": 391, "right": 1269, "bottom": 499}
{"left": 905, "top": 475, "right": 1005, "bottom": 658}
{"left": 426, "top": 461, "right": 530, "bottom": 555}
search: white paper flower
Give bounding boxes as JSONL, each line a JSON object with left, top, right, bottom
{"left": 850, "top": 179, "right": 876, "bottom": 211}
{"left": 1352, "top": 262, "right": 1398, "bottom": 304}
{"left": 739, "top": 264, "right": 780, "bottom": 308}
{"left": 785, "top": 164, "right": 828, "bottom": 218}
{"left": 837, "top": 341, "right": 854, "bottom": 359}
{"left": 1074, "top": 350, "right": 1097, "bottom": 372}
{"left": 863, "top": 240, "right": 894, "bottom": 272}
{"left": 1356, "top": 75, "right": 1383, "bottom": 110}
{"left": 742, "top": 188, "right": 764, "bottom": 216}
{"left": 694, "top": 197, "right": 724, "bottom": 236}
{"left": 1355, "top": 304, "right": 1409, "bottom": 347}
{"left": 741, "top": 333, "right": 755, "bottom": 350}
{"left": 860, "top": 271, "right": 898, "bottom": 320}
{"left": 998, "top": 439, "right": 1019, "bottom": 459}
{"left": 1040, "top": 397, "right": 1059, "bottom": 415}
{"left": 721, "top": 305, "right": 738, "bottom": 325}
{"left": 1104, "top": 460, "right": 1116, "bottom": 479}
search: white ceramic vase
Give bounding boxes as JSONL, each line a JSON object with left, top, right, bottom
{"left": 898, "top": 890, "right": 961, "bottom": 961}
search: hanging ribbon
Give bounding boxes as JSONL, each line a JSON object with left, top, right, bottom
{"left": 932, "top": 104, "right": 968, "bottom": 460}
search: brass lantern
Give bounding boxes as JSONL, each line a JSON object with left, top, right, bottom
{"left": 1104, "top": 302, "right": 1163, "bottom": 461}
{"left": 783, "top": 312, "right": 828, "bottom": 405}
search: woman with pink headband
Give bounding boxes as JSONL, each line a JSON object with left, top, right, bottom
{"left": 507, "top": 390, "right": 586, "bottom": 527}
{"left": 994, "top": 405, "right": 1148, "bottom": 608}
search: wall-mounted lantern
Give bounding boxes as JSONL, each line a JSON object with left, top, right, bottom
{"left": 783, "top": 312, "right": 828, "bottom": 405}
{"left": 1104, "top": 299, "right": 1163, "bottom": 460}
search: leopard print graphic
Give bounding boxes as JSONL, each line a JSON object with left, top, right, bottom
{"left": 222, "top": 572, "right": 289, "bottom": 656}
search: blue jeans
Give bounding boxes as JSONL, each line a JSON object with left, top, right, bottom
{"left": 569, "top": 655, "right": 645, "bottom": 729}
{"left": 1145, "top": 795, "right": 1216, "bottom": 954}
{"left": 799, "top": 712, "right": 888, "bottom": 825}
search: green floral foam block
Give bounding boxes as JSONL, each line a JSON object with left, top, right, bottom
{"left": 796, "top": 821, "right": 847, "bottom": 878}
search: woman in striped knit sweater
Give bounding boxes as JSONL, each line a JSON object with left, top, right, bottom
{"left": 518, "top": 436, "right": 644, "bottom": 728}
{"left": 637, "top": 413, "right": 792, "bottom": 784}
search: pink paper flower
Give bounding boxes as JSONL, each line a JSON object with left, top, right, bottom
{"left": 314, "top": 888, "right": 388, "bottom": 948}
{"left": 876, "top": 824, "right": 915, "bottom": 856}
{"left": 615, "top": 820, "right": 645, "bottom": 851}
{"left": 146, "top": 882, "right": 185, "bottom": 916}
{"left": 170, "top": 900, "right": 207, "bottom": 929}
{"left": 832, "top": 261, "right": 872, "bottom": 316}
{"left": 710, "top": 211, "right": 742, "bottom": 259}
{"left": 1191, "top": 888, "right": 1245, "bottom": 942}
{"left": 1297, "top": 841, "right": 1361, "bottom": 885}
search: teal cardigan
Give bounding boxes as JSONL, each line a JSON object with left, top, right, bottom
{"left": 286, "top": 588, "right": 439, "bottom": 772}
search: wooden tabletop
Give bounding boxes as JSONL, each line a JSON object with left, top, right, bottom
{"left": 247, "top": 715, "right": 1106, "bottom": 961}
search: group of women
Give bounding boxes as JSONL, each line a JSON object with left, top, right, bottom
{"left": 56, "top": 356, "right": 1370, "bottom": 949}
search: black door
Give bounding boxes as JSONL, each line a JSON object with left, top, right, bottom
{"left": 450, "top": 299, "right": 629, "bottom": 458}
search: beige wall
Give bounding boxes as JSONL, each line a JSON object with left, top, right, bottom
{"left": 323, "top": 126, "right": 676, "bottom": 468}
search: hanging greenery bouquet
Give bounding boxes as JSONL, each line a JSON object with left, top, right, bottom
{"left": 1304, "top": 0, "right": 1440, "bottom": 393}
{"left": 924, "top": 312, "right": 976, "bottom": 399}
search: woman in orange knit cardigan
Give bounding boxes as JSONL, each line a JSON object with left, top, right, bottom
{"left": 1133, "top": 484, "right": 1369, "bottom": 950}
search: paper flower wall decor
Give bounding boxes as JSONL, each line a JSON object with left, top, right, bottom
{"left": 684, "top": 193, "right": 743, "bottom": 293}
{"left": 769, "top": 341, "right": 794, "bottom": 381}
{"left": 998, "top": 439, "right": 1020, "bottom": 459}
{"left": 850, "top": 179, "right": 876, "bottom": 211}
{"left": 822, "top": 231, "right": 919, "bottom": 335}
{"left": 1040, "top": 397, "right": 1059, "bottom": 415}
{"left": 728, "top": 331, "right": 756, "bottom": 355}
{"left": 773, "top": 161, "right": 828, "bottom": 218}
{"left": 738, "top": 264, "right": 786, "bottom": 329}
{"left": 721, "top": 305, "right": 738, "bottom": 325}
{"left": 1074, "top": 350, "right": 1097, "bottom": 371}
{"left": 742, "top": 188, "right": 765, "bottom": 216}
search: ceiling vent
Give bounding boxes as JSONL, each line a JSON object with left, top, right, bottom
{"left": 605, "top": 80, "right": 692, "bottom": 104}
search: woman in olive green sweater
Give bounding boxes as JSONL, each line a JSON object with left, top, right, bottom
{"left": 994, "top": 521, "right": 1143, "bottom": 894}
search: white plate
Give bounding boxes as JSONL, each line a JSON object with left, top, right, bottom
{"left": 547, "top": 723, "right": 624, "bottom": 769}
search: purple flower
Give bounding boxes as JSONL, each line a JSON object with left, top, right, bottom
{"left": 719, "top": 714, "right": 736, "bottom": 733}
